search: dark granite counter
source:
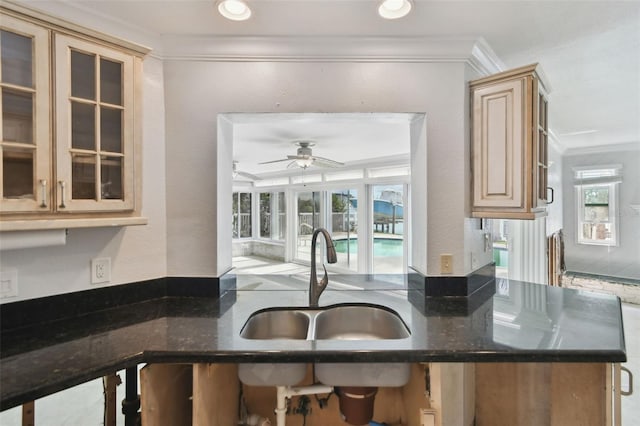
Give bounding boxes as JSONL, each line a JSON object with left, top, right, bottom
{"left": 0, "top": 274, "right": 626, "bottom": 410}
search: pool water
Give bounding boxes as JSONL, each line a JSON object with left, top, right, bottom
{"left": 333, "top": 238, "right": 403, "bottom": 257}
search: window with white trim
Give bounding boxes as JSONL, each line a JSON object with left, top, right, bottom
{"left": 232, "top": 192, "right": 252, "bottom": 239}
{"left": 259, "top": 191, "right": 285, "bottom": 240}
{"left": 574, "top": 166, "right": 621, "bottom": 246}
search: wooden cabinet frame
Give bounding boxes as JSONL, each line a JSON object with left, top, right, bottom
{"left": 470, "top": 64, "right": 550, "bottom": 220}
{"left": 0, "top": 3, "right": 149, "bottom": 230}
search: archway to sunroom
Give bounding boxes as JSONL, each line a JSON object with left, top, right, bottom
{"left": 218, "top": 112, "right": 426, "bottom": 276}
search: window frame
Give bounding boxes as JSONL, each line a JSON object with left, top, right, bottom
{"left": 232, "top": 191, "right": 252, "bottom": 240}
{"left": 574, "top": 165, "right": 622, "bottom": 247}
{"left": 257, "top": 191, "right": 286, "bottom": 242}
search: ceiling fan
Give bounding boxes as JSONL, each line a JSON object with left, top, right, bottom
{"left": 233, "top": 161, "right": 261, "bottom": 181}
{"left": 259, "top": 141, "right": 344, "bottom": 169}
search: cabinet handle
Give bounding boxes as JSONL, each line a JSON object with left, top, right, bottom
{"left": 546, "top": 187, "right": 554, "bottom": 205}
{"left": 58, "top": 181, "right": 67, "bottom": 208}
{"left": 621, "top": 365, "right": 633, "bottom": 396}
{"left": 39, "top": 179, "right": 47, "bottom": 208}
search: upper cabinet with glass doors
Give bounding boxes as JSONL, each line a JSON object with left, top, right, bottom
{"left": 0, "top": 4, "right": 149, "bottom": 230}
{"left": 0, "top": 14, "right": 50, "bottom": 214}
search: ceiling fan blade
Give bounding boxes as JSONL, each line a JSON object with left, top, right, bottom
{"left": 258, "top": 158, "right": 291, "bottom": 165}
{"left": 237, "top": 171, "right": 262, "bottom": 181}
{"left": 287, "top": 154, "right": 310, "bottom": 160}
{"left": 286, "top": 161, "right": 299, "bottom": 169}
{"left": 312, "top": 156, "right": 344, "bottom": 167}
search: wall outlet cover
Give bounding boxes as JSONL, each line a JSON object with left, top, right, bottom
{"left": 91, "top": 258, "right": 111, "bottom": 284}
{"left": 440, "top": 254, "right": 453, "bottom": 274}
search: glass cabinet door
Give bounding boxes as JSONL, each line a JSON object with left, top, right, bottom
{"left": 54, "top": 34, "right": 134, "bottom": 212}
{"left": 0, "top": 15, "right": 51, "bottom": 213}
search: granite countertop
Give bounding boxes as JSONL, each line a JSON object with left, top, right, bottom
{"left": 0, "top": 273, "right": 626, "bottom": 410}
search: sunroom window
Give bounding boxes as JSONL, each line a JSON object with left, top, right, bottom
{"left": 574, "top": 166, "right": 621, "bottom": 246}
{"left": 259, "top": 191, "right": 285, "bottom": 240}
{"left": 232, "top": 192, "right": 252, "bottom": 239}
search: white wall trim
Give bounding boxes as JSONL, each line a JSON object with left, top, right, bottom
{"left": 468, "top": 37, "right": 505, "bottom": 75}
{"left": 563, "top": 141, "right": 640, "bottom": 156}
{"left": 548, "top": 129, "right": 565, "bottom": 155}
{"left": 160, "top": 35, "right": 504, "bottom": 69}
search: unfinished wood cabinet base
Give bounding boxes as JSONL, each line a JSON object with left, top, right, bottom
{"left": 141, "top": 363, "right": 436, "bottom": 426}
{"left": 476, "top": 363, "right": 613, "bottom": 426}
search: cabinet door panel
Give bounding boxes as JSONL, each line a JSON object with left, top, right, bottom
{"left": 0, "top": 15, "right": 51, "bottom": 213}
{"left": 473, "top": 79, "right": 524, "bottom": 208}
{"left": 55, "top": 34, "right": 134, "bottom": 212}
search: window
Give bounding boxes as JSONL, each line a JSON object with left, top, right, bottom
{"left": 232, "top": 192, "right": 252, "bottom": 238}
{"left": 574, "top": 166, "right": 621, "bottom": 246}
{"left": 259, "top": 191, "right": 285, "bottom": 240}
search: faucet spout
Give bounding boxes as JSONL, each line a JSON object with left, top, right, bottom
{"left": 309, "top": 228, "right": 337, "bottom": 307}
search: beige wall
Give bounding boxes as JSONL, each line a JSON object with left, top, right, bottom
{"left": 163, "top": 60, "right": 492, "bottom": 277}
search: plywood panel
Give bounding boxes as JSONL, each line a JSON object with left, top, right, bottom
{"left": 476, "top": 363, "right": 608, "bottom": 426}
{"left": 193, "top": 363, "right": 240, "bottom": 426}
{"left": 140, "top": 364, "right": 192, "bottom": 426}
{"left": 401, "top": 363, "right": 433, "bottom": 426}
{"left": 550, "top": 363, "right": 606, "bottom": 426}
{"left": 476, "top": 363, "right": 550, "bottom": 426}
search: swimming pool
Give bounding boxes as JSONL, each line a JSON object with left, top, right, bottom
{"left": 333, "top": 238, "right": 403, "bottom": 257}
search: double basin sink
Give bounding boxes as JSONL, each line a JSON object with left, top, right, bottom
{"left": 238, "top": 304, "right": 411, "bottom": 387}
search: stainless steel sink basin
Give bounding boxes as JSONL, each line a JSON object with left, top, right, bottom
{"left": 239, "top": 304, "right": 410, "bottom": 341}
{"left": 240, "top": 308, "right": 310, "bottom": 340}
{"left": 313, "top": 305, "right": 410, "bottom": 340}
{"left": 238, "top": 304, "right": 411, "bottom": 387}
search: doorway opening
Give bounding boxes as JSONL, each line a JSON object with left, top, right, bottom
{"left": 218, "top": 112, "right": 426, "bottom": 276}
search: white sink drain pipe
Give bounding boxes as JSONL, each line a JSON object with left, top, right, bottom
{"left": 275, "top": 385, "right": 333, "bottom": 426}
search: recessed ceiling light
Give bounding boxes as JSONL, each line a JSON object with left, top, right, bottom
{"left": 378, "top": 0, "right": 412, "bottom": 20}
{"left": 217, "top": 0, "right": 251, "bottom": 21}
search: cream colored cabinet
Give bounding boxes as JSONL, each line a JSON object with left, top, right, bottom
{"left": 0, "top": 14, "right": 51, "bottom": 214}
{"left": 0, "top": 5, "right": 148, "bottom": 230}
{"left": 54, "top": 34, "right": 135, "bottom": 212}
{"left": 470, "top": 63, "right": 549, "bottom": 219}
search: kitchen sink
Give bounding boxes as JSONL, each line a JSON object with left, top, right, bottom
{"left": 240, "top": 308, "right": 310, "bottom": 340}
{"left": 238, "top": 304, "right": 411, "bottom": 387}
{"left": 239, "top": 303, "right": 409, "bottom": 341}
{"left": 313, "top": 305, "right": 410, "bottom": 340}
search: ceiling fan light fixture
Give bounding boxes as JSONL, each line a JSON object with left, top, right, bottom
{"left": 217, "top": 0, "right": 251, "bottom": 21}
{"left": 378, "top": 0, "right": 412, "bottom": 20}
{"left": 295, "top": 158, "right": 313, "bottom": 169}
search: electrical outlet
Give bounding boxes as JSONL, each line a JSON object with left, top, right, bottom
{"left": 0, "top": 268, "right": 18, "bottom": 298}
{"left": 420, "top": 408, "right": 436, "bottom": 426}
{"left": 91, "top": 258, "right": 111, "bottom": 284}
{"left": 440, "top": 254, "right": 453, "bottom": 274}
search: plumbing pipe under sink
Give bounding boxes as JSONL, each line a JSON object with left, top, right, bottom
{"left": 275, "top": 384, "right": 333, "bottom": 426}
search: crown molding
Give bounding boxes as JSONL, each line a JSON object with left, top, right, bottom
{"left": 160, "top": 34, "right": 504, "bottom": 69}
{"left": 6, "top": 1, "right": 505, "bottom": 69}
{"left": 468, "top": 37, "right": 505, "bottom": 75}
